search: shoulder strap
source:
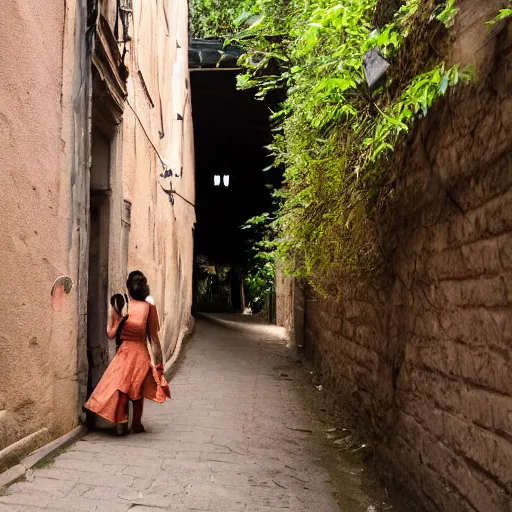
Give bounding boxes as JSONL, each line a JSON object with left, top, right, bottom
{"left": 115, "top": 315, "right": 129, "bottom": 350}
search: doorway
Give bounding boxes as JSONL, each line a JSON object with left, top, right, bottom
{"left": 86, "top": 126, "right": 111, "bottom": 402}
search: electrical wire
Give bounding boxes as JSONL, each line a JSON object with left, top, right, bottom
{"left": 126, "top": 99, "right": 167, "bottom": 168}
{"left": 173, "top": 189, "right": 195, "bottom": 208}
{"left": 126, "top": 99, "right": 195, "bottom": 209}
{"left": 88, "top": 4, "right": 193, "bottom": 210}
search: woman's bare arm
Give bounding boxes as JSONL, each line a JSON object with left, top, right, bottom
{"left": 148, "top": 304, "right": 163, "bottom": 365}
{"left": 151, "top": 334, "right": 163, "bottom": 366}
{"left": 106, "top": 307, "right": 121, "bottom": 339}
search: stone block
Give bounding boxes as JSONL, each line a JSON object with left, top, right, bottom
{"left": 8, "top": 477, "right": 75, "bottom": 497}
{"left": 456, "top": 345, "right": 512, "bottom": 395}
{"left": 350, "top": 325, "right": 374, "bottom": 353}
{"left": 490, "top": 393, "right": 512, "bottom": 439}
{"left": 48, "top": 495, "right": 131, "bottom": 511}
{"left": 420, "top": 465, "right": 476, "bottom": 512}
{"left": 482, "top": 188, "right": 512, "bottom": 238}
{"left": 442, "top": 414, "right": 496, "bottom": 475}
{"left": 439, "top": 306, "right": 508, "bottom": 351}
{"left": 340, "top": 319, "right": 355, "bottom": 340}
{"left": 417, "top": 339, "right": 457, "bottom": 377}
{"left": 460, "top": 388, "right": 493, "bottom": 431}
{"left": 400, "top": 392, "right": 445, "bottom": 440}
{"left": 397, "top": 412, "right": 425, "bottom": 449}
{"left": 403, "top": 341, "right": 419, "bottom": 367}
{"left": 497, "top": 232, "right": 512, "bottom": 270}
{"left": 452, "top": 458, "right": 510, "bottom": 512}
{"left": 0, "top": 491, "right": 52, "bottom": 509}
{"left": 77, "top": 471, "right": 134, "bottom": 489}
{"left": 461, "top": 239, "right": 501, "bottom": 276}
{"left": 439, "top": 277, "right": 508, "bottom": 308}
{"left": 412, "top": 310, "right": 441, "bottom": 338}
{"left": 492, "top": 435, "right": 512, "bottom": 493}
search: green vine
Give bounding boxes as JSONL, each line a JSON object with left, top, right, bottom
{"left": 189, "top": 0, "right": 253, "bottom": 38}
{"left": 190, "top": 0, "right": 473, "bottom": 297}
{"left": 485, "top": 7, "right": 512, "bottom": 26}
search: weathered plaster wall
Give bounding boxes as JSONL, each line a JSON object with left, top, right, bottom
{"left": 117, "top": 0, "right": 195, "bottom": 364}
{"left": 0, "top": 0, "right": 82, "bottom": 455}
{"left": 0, "top": 0, "right": 193, "bottom": 461}
{"left": 277, "top": 1, "right": 512, "bottom": 510}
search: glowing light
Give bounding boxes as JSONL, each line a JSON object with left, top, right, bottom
{"left": 213, "top": 175, "right": 220, "bottom": 186}
{"left": 223, "top": 175, "right": 230, "bottom": 187}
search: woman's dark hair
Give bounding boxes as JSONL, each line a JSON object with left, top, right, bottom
{"left": 110, "top": 293, "right": 125, "bottom": 316}
{"left": 126, "top": 271, "right": 150, "bottom": 301}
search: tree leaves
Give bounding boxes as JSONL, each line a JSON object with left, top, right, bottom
{"left": 485, "top": 8, "right": 512, "bottom": 26}
{"left": 189, "top": 0, "right": 471, "bottom": 297}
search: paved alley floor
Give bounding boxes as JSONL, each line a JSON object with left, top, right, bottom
{"left": 0, "top": 316, "right": 381, "bottom": 512}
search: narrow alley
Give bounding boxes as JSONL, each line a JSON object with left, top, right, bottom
{"left": 0, "top": 318, "right": 388, "bottom": 512}
{"left": 2, "top": 1, "right": 512, "bottom": 511}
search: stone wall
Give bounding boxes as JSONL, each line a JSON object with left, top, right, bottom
{"left": 277, "top": 2, "right": 512, "bottom": 510}
{"left": 276, "top": 266, "right": 294, "bottom": 337}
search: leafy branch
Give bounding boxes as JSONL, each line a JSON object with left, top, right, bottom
{"left": 485, "top": 7, "right": 512, "bottom": 26}
{"left": 190, "top": 0, "right": 473, "bottom": 298}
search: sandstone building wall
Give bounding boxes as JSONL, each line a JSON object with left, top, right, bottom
{"left": 0, "top": 0, "right": 194, "bottom": 466}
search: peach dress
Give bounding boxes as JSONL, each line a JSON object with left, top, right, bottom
{"left": 84, "top": 300, "right": 170, "bottom": 424}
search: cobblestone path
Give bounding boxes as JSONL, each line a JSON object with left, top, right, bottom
{"left": 0, "top": 316, "right": 341, "bottom": 511}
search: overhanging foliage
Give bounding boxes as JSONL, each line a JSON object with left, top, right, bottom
{"left": 190, "top": 0, "right": 473, "bottom": 298}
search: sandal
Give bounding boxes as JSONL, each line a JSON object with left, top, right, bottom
{"left": 132, "top": 424, "right": 145, "bottom": 433}
{"left": 116, "top": 423, "right": 129, "bottom": 436}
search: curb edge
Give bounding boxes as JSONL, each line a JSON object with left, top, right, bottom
{"left": 0, "top": 425, "right": 87, "bottom": 489}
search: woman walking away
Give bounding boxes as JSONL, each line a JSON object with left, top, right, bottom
{"left": 85, "top": 271, "right": 170, "bottom": 435}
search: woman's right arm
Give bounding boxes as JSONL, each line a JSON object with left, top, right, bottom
{"left": 148, "top": 304, "right": 163, "bottom": 365}
{"left": 106, "top": 306, "right": 121, "bottom": 339}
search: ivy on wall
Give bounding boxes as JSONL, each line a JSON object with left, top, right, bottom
{"left": 190, "top": 0, "right": 473, "bottom": 297}
{"left": 485, "top": 7, "right": 512, "bottom": 26}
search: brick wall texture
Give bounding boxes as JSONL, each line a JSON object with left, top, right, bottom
{"left": 286, "top": 5, "right": 512, "bottom": 512}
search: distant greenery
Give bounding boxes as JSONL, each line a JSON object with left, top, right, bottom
{"left": 195, "top": 255, "right": 232, "bottom": 312}
{"left": 190, "top": 0, "right": 472, "bottom": 298}
{"left": 189, "top": 0, "right": 253, "bottom": 38}
{"left": 195, "top": 252, "right": 275, "bottom": 315}
{"left": 242, "top": 212, "right": 276, "bottom": 314}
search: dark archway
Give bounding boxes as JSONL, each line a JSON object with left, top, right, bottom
{"left": 191, "top": 66, "right": 281, "bottom": 314}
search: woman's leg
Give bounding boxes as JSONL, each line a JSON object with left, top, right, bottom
{"left": 115, "top": 393, "right": 129, "bottom": 436}
{"left": 116, "top": 393, "right": 129, "bottom": 424}
{"left": 132, "top": 399, "right": 144, "bottom": 431}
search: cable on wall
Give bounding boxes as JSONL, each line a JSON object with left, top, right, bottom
{"left": 126, "top": 99, "right": 195, "bottom": 209}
